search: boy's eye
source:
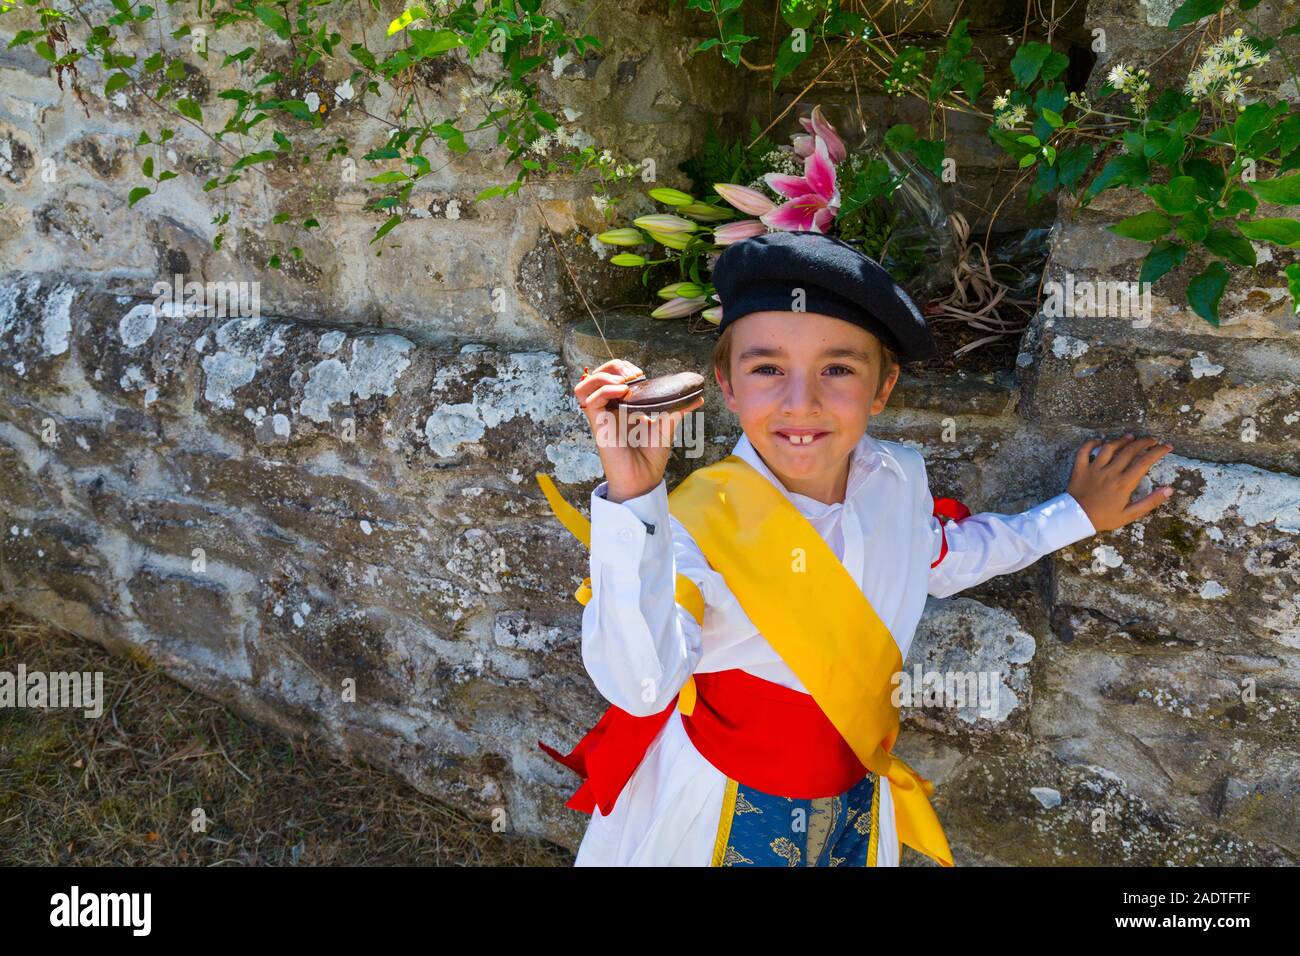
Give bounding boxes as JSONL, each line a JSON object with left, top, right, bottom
{"left": 825, "top": 365, "right": 854, "bottom": 375}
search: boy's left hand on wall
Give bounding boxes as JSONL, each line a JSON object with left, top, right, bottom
{"left": 1067, "top": 434, "right": 1175, "bottom": 534}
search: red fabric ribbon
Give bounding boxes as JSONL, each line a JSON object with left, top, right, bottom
{"left": 538, "top": 669, "right": 868, "bottom": 816}
{"left": 929, "top": 496, "right": 971, "bottom": 568}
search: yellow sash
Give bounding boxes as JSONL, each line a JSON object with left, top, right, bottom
{"left": 535, "top": 457, "right": 953, "bottom": 867}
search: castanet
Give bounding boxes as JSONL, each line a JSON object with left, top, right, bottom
{"left": 602, "top": 371, "right": 706, "bottom": 416}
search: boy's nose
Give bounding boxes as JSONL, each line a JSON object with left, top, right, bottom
{"left": 781, "top": 373, "right": 822, "bottom": 412}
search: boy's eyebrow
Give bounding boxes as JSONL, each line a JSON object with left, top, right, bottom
{"left": 737, "top": 345, "right": 874, "bottom": 363}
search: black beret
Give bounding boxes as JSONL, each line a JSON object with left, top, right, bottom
{"left": 712, "top": 230, "right": 937, "bottom": 364}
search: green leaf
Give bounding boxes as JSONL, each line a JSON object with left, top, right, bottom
{"left": 142, "top": 156, "right": 154, "bottom": 178}
{"left": 1202, "top": 227, "right": 1256, "bottom": 266}
{"left": 1186, "top": 261, "right": 1230, "bottom": 325}
{"left": 771, "top": 32, "right": 810, "bottom": 89}
{"left": 1084, "top": 154, "right": 1147, "bottom": 202}
{"left": 34, "top": 41, "right": 56, "bottom": 63}
{"left": 1139, "top": 240, "right": 1187, "bottom": 285}
{"left": 1167, "top": 0, "right": 1225, "bottom": 30}
{"left": 371, "top": 215, "right": 401, "bottom": 243}
{"left": 1233, "top": 101, "right": 1282, "bottom": 151}
{"left": 1176, "top": 207, "right": 1211, "bottom": 243}
{"left": 1214, "top": 188, "right": 1257, "bottom": 219}
{"left": 1109, "top": 209, "right": 1172, "bottom": 241}
{"left": 911, "top": 139, "right": 946, "bottom": 176}
{"left": 176, "top": 98, "right": 203, "bottom": 124}
{"left": 223, "top": 47, "right": 256, "bottom": 68}
{"left": 387, "top": 6, "right": 428, "bottom": 36}
{"left": 1284, "top": 263, "right": 1300, "bottom": 314}
{"left": 1010, "top": 43, "right": 1052, "bottom": 87}
{"left": 231, "top": 150, "right": 280, "bottom": 171}
{"left": 1182, "top": 157, "right": 1226, "bottom": 199}
{"left": 104, "top": 72, "right": 130, "bottom": 96}
{"left": 883, "top": 124, "right": 916, "bottom": 150}
{"left": 128, "top": 186, "right": 152, "bottom": 207}
{"left": 1040, "top": 108, "right": 1063, "bottom": 128}
{"left": 368, "top": 170, "right": 409, "bottom": 184}
{"left": 1055, "top": 144, "right": 1094, "bottom": 189}
{"left": 407, "top": 29, "right": 463, "bottom": 58}
{"left": 1248, "top": 174, "right": 1300, "bottom": 205}
{"left": 1145, "top": 176, "right": 1200, "bottom": 215}
{"left": 1237, "top": 217, "right": 1300, "bottom": 247}
{"left": 254, "top": 5, "right": 291, "bottom": 40}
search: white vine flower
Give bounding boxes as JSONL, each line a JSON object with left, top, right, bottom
{"left": 994, "top": 104, "right": 1028, "bottom": 130}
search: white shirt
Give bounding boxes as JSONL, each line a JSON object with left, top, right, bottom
{"left": 571, "top": 430, "right": 1097, "bottom": 866}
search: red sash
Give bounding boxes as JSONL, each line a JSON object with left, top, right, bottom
{"left": 537, "top": 668, "right": 867, "bottom": 815}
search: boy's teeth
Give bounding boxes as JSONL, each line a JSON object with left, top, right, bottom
{"left": 786, "top": 433, "right": 814, "bottom": 444}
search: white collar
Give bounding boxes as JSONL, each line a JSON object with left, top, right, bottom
{"left": 729, "top": 429, "right": 905, "bottom": 513}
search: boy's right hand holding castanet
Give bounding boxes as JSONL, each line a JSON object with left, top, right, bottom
{"left": 575, "top": 359, "right": 705, "bottom": 504}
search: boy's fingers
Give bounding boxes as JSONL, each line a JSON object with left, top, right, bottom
{"left": 1121, "top": 485, "right": 1174, "bottom": 523}
{"left": 1120, "top": 440, "right": 1173, "bottom": 478}
{"left": 576, "top": 369, "right": 628, "bottom": 402}
{"left": 1091, "top": 434, "right": 1129, "bottom": 467}
{"left": 1112, "top": 436, "right": 1161, "bottom": 473}
{"left": 580, "top": 381, "right": 630, "bottom": 413}
{"left": 1075, "top": 438, "right": 1103, "bottom": 473}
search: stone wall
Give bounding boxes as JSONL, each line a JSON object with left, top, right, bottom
{"left": 1, "top": 1, "right": 1296, "bottom": 862}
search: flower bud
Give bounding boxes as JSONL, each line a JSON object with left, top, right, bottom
{"left": 633, "top": 214, "right": 697, "bottom": 235}
{"left": 650, "top": 296, "right": 708, "bottom": 319}
{"left": 648, "top": 187, "right": 695, "bottom": 206}
{"left": 595, "top": 228, "right": 647, "bottom": 246}
{"left": 713, "top": 183, "right": 776, "bottom": 216}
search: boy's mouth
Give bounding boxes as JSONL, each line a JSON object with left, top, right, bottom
{"left": 774, "top": 427, "right": 830, "bottom": 446}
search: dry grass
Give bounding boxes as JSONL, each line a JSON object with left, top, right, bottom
{"left": 0, "top": 605, "right": 572, "bottom": 866}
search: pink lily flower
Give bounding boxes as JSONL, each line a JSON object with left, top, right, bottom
{"left": 713, "top": 219, "right": 768, "bottom": 244}
{"left": 791, "top": 133, "right": 815, "bottom": 158}
{"left": 760, "top": 136, "right": 839, "bottom": 234}
{"left": 797, "top": 105, "right": 847, "bottom": 164}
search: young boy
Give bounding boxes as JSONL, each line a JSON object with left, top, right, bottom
{"left": 537, "top": 230, "right": 1175, "bottom": 866}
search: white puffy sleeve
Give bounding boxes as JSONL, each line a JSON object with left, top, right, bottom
{"left": 581, "top": 477, "right": 725, "bottom": 717}
{"left": 922, "top": 455, "right": 1097, "bottom": 599}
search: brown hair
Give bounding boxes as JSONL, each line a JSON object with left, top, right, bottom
{"left": 711, "top": 320, "right": 900, "bottom": 389}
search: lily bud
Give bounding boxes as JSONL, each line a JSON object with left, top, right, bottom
{"left": 658, "top": 281, "right": 706, "bottom": 299}
{"left": 678, "top": 203, "right": 734, "bottom": 222}
{"left": 646, "top": 229, "right": 690, "bottom": 250}
{"left": 633, "top": 214, "right": 697, "bottom": 235}
{"left": 610, "top": 253, "right": 648, "bottom": 266}
{"left": 650, "top": 296, "right": 708, "bottom": 319}
{"left": 713, "top": 183, "right": 776, "bottom": 216}
{"left": 713, "top": 219, "right": 768, "bottom": 244}
{"left": 648, "top": 187, "right": 695, "bottom": 206}
{"left": 701, "top": 306, "right": 722, "bottom": 325}
{"left": 595, "top": 228, "right": 648, "bottom": 247}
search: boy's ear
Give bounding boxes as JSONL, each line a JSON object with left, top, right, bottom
{"left": 870, "top": 361, "right": 901, "bottom": 415}
{"left": 714, "top": 365, "right": 736, "bottom": 411}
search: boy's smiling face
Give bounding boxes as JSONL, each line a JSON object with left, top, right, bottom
{"left": 715, "top": 310, "right": 900, "bottom": 505}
